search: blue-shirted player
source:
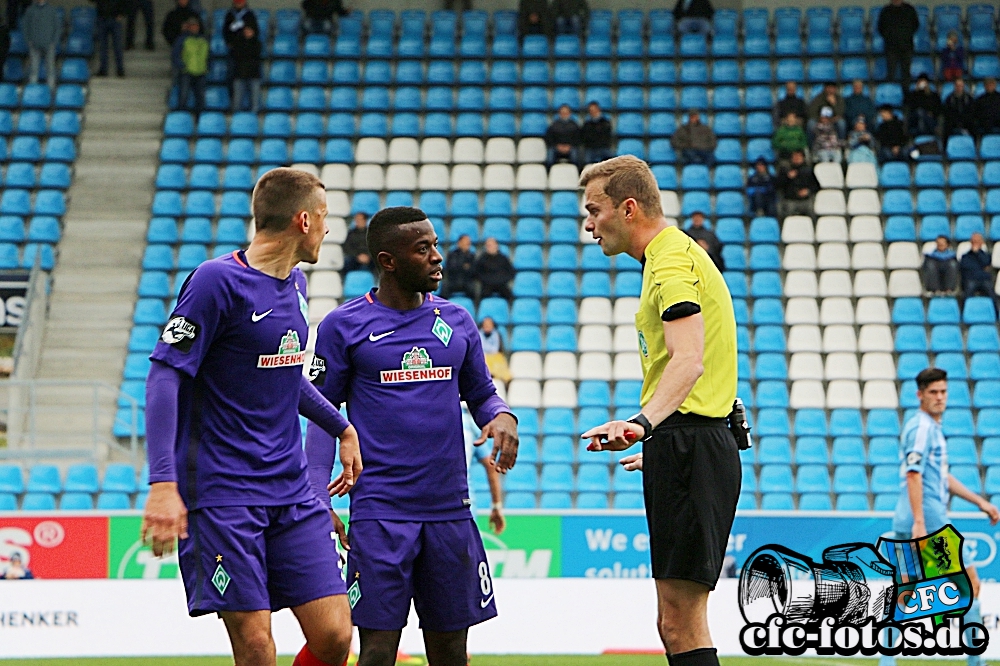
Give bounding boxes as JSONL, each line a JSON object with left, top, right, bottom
{"left": 880, "top": 367, "right": 1000, "bottom": 666}
{"left": 141, "top": 168, "right": 363, "bottom": 666}
{"left": 305, "top": 206, "right": 519, "bottom": 666}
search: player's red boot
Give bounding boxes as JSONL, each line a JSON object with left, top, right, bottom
{"left": 292, "top": 644, "right": 348, "bottom": 666}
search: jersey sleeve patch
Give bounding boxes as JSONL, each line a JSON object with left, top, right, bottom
{"left": 308, "top": 354, "right": 327, "bottom": 384}
{"left": 662, "top": 301, "right": 701, "bottom": 322}
{"left": 161, "top": 316, "right": 199, "bottom": 353}
{"left": 906, "top": 451, "right": 922, "bottom": 467}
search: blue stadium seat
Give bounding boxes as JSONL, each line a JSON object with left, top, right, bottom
{"left": 64, "top": 463, "right": 99, "bottom": 493}
{"left": 758, "top": 437, "right": 792, "bottom": 464}
{"left": 343, "top": 271, "right": 375, "bottom": 298}
{"left": 39, "top": 163, "right": 71, "bottom": 190}
{"left": 759, "top": 465, "right": 794, "bottom": 493}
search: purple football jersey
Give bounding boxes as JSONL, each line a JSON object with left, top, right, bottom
{"left": 310, "top": 290, "right": 510, "bottom": 521}
{"left": 150, "top": 251, "right": 314, "bottom": 509}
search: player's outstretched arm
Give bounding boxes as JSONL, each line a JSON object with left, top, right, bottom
{"left": 949, "top": 473, "right": 1000, "bottom": 525}
{"left": 329, "top": 425, "right": 361, "bottom": 497}
{"left": 474, "top": 412, "right": 519, "bottom": 474}
{"left": 482, "top": 457, "right": 506, "bottom": 534}
{"left": 142, "top": 482, "right": 189, "bottom": 557}
{"left": 142, "top": 361, "right": 189, "bottom": 557}
{"left": 299, "top": 375, "right": 361, "bottom": 497}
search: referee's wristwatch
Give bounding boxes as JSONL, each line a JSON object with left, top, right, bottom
{"left": 626, "top": 413, "right": 655, "bottom": 442}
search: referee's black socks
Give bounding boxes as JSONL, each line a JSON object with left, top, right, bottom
{"left": 668, "top": 647, "right": 719, "bottom": 666}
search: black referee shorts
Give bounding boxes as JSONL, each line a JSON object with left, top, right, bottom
{"left": 642, "top": 411, "right": 742, "bottom": 590}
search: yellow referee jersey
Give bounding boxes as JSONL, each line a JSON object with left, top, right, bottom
{"left": 636, "top": 226, "right": 738, "bottom": 418}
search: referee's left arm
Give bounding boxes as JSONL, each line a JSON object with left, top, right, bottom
{"left": 582, "top": 313, "right": 704, "bottom": 451}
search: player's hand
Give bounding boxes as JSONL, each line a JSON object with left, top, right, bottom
{"left": 476, "top": 412, "right": 519, "bottom": 474}
{"left": 980, "top": 500, "right": 1000, "bottom": 525}
{"left": 582, "top": 420, "right": 642, "bottom": 452}
{"left": 489, "top": 507, "right": 506, "bottom": 535}
{"left": 140, "top": 482, "right": 188, "bottom": 557}
{"left": 912, "top": 519, "right": 927, "bottom": 539}
{"left": 329, "top": 510, "right": 349, "bottom": 551}
{"left": 329, "top": 425, "right": 362, "bottom": 497}
{"left": 620, "top": 452, "right": 643, "bottom": 472}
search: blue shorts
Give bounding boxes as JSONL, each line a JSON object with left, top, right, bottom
{"left": 179, "top": 501, "right": 346, "bottom": 617}
{"left": 346, "top": 518, "right": 497, "bottom": 633}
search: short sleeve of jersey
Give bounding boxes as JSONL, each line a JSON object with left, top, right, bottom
{"left": 150, "top": 262, "right": 236, "bottom": 377}
{"left": 312, "top": 312, "right": 351, "bottom": 406}
{"left": 901, "top": 425, "right": 928, "bottom": 474}
{"left": 649, "top": 244, "right": 702, "bottom": 319}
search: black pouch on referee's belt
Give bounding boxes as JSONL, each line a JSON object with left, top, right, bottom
{"left": 727, "top": 397, "right": 753, "bottom": 450}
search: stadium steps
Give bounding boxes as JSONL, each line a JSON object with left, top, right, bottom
{"left": 35, "top": 49, "right": 170, "bottom": 446}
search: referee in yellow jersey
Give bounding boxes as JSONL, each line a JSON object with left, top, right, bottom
{"left": 580, "top": 156, "right": 742, "bottom": 666}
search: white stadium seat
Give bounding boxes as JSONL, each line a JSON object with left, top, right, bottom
{"left": 782, "top": 244, "right": 816, "bottom": 270}
{"left": 825, "top": 352, "right": 859, "bottom": 380}
{"left": 785, "top": 298, "right": 819, "bottom": 325}
{"left": 509, "top": 352, "right": 543, "bottom": 380}
{"left": 326, "top": 191, "right": 350, "bottom": 217}
{"left": 321, "top": 164, "right": 351, "bottom": 191}
{"left": 542, "top": 379, "right": 577, "bottom": 407}
{"left": 613, "top": 325, "right": 637, "bottom": 352}
{"left": 355, "top": 138, "right": 387, "bottom": 164}
{"left": 451, "top": 165, "right": 483, "bottom": 190}
{"left": 790, "top": 380, "right": 825, "bottom": 408}
{"left": 516, "top": 138, "right": 547, "bottom": 163}
{"left": 418, "top": 164, "right": 450, "bottom": 190}
{"left": 485, "top": 138, "right": 516, "bottom": 164}
{"left": 863, "top": 380, "right": 899, "bottom": 408}
{"left": 860, "top": 353, "right": 896, "bottom": 381}
{"left": 492, "top": 378, "right": 507, "bottom": 402}
{"left": 888, "top": 270, "right": 923, "bottom": 297}
{"left": 613, "top": 298, "right": 640, "bottom": 325}
{"left": 419, "top": 138, "right": 451, "bottom": 164}
{"left": 858, "top": 324, "right": 894, "bottom": 352}
{"left": 957, "top": 241, "right": 972, "bottom": 261}
{"left": 788, "top": 352, "right": 824, "bottom": 380}
{"left": 849, "top": 215, "right": 883, "bottom": 242}
{"left": 822, "top": 325, "right": 857, "bottom": 353}
{"left": 814, "top": 162, "right": 845, "bottom": 189}
{"left": 814, "top": 215, "right": 849, "bottom": 242}
{"left": 507, "top": 379, "right": 542, "bottom": 407}
{"left": 783, "top": 270, "right": 819, "bottom": 297}
{"left": 853, "top": 270, "right": 888, "bottom": 297}
{"left": 826, "top": 380, "right": 862, "bottom": 408}
{"left": 543, "top": 352, "right": 577, "bottom": 380}
{"left": 352, "top": 164, "right": 384, "bottom": 190}
{"left": 845, "top": 162, "right": 878, "bottom": 189}
{"left": 820, "top": 297, "right": 854, "bottom": 325}
{"left": 291, "top": 163, "right": 319, "bottom": 176}
{"left": 577, "top": 352, "right": 613, "bottom": 380}
{"left": 781, "top": 216, "right": 814, "bottom": 243}
{"left": 308, "top": 298, "right": 338, "bottom": 323}
{"left": 385, "top": 164, "right": 417, "bottom": 190}
{"left": 659, "top": 191, "right": 681, "bottom": 217}
{"left": 483, "top": 164, "right": 516, "bottom": 191}
{"left": 846, "top": 189, "right": 881, "bottom": 215}
{"left": 452, "top": 138, "right": 485, "bottom": 164}
{"left": 886, "top": 242, "right": 922, "bottom": 269}
{"left": 306, "top": 327, "right": 318, "bottom": 351}
{"left": 314, "top": 244, "right": 343, "bottom": 271}
{"left": 325, "top": 216, "right": 347, "bottom": 244}
{"left": 814, "top": 189, "right": 847, "bottom": 215}
{"left": 515, "top": 164, "right": 547, "bottom": 190}
{"left": 548, "top": 163, "right": 580, "bottom": 190}
{"left": 851, "top": 242, "right": 886, "bottom": 270}
{"left": 993, "top": 244, "right": 1000, "bottom": 268}
{"left": 387, "top": 137, "right": 419, "bottom": 164}
{"left": 787, "top": 325, "right": 822, "bottom": 353}
{"left": 578, "top": 297, "right": 613, "bottom": 324}
{"left": 308, "top": 272, "right": 340, "bottom": 299}
{"left": 855, "top": 297, "right": 890, "bottom": 324}
{"left": 613, "top": 353, "right": 643, "bottom": 380}
{"left": 816, "top": 242, "right": 850, "bottom": 269}
{"left": 818, "top": 270, "right": 852, "bottom": 297}
{"left": 578, "top": 324, "right": 613, "bottom": 352}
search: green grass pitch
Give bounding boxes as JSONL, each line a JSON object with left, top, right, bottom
{"left": 0, "top": 657, "right": 974, "bottom": 666}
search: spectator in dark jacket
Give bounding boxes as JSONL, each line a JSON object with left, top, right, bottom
{"left": 473, "top": 238, "right": 516, "bottom": 301}
{"left": 904, "top": 73, "right": 941, "bottom": 136}
{"left": 162, "top": 0, "right": 197, "bottom": 46}
{"left": 922, "top": 235, "right": 959, "bottom": 294}
{"left": 845, "top": 80, "right": 877, "bottom": 129}
{"left": 0, "top": 19, "right": 10, "bottom": 84}
{"left": 672, "top": 110, "right": 717, "bottom": 166}
{"left": 807, "top": 82, "right": 846, "bottom": 139}
{"left": 774, "top": 81, "right": 808, "bottom": 126}
{"left": 776, "top": 150, "right": 819, "bottom": 218}
{"left": 552, "top": 0, "right": 587, "bottom": 36}
{"left": 21, "top": 0, "right": 58, "bottom": 88}
{"left": 684, "top": 211, "right": 723, "bottom": 270}
{"left": 581, "top": 101, "right": 613, "bottom": 165}
{"left": 229, "top": 25, "right": 261, "bottom": 112}
{"left": 126, "top": 0, "right": 154, "bottom": 51}
{"left": 222, "top": 0, "right": 258, "bottom": 49}
{"left": 973, "top": 77, "right": 1000, "bottom": 138}
{"left": 877, "top": 0, "right": 919, "bottom": 90}
{"left": 92, "top": 0, "right": 127, "bottom": 77}
{"left": 673, "top": 0, "right": 712, "bottom": 35}
{"left": 545, "top": 104, "right": 581, "bottom": 168}
{"left": 960, "top": 233, "right": 994, "bottom": 297}
{"left": 747, "top": 157, "right": 777, "bottom": 217}
{"left": 301, "top": 0, "right": 346, "bottom": 35}
{"left": 518, "top": 0, "right": 552, "bottom": 39}
{"left": 341, "top": 212, "right": 373, "bottom": 274}
{"left": 940, "top": 31, "right": 965, "bottom": 81}
{"left": 442, "top": 234, "right": 477, "bottom": 298}
{"left": 874, "top": 105, "right": 910, "bottom": 161}
{"left": 943, "top": 77, "right": 976, "bottom": 137}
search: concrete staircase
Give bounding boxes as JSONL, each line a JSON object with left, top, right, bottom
{"left": 31, "top": 48, "right": 171, "bottom": 455}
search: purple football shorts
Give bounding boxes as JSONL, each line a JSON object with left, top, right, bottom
{"left": 179, "top": 500, "right": 346, "bottom": 617}
{"left": 345, "top": 518, "right": 497, "bottom": 632}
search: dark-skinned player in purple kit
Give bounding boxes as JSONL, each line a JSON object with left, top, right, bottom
{"left": 305, "top": 206, "right": 520, "bottom": 666}
{"left": 141, "top": 168, "right": 362, "bottom": 666}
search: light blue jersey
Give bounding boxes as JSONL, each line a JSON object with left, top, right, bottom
{"left": 893, "top": 410, "right": 949, "bottom": 533}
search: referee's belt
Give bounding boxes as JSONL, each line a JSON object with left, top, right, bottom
{"left": 657, "top": 411, "right": 729, "bottom": 429}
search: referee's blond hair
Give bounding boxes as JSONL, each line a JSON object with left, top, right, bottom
{"left": 579, "top": 156, "right": 663, "bottom": 218}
